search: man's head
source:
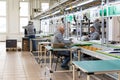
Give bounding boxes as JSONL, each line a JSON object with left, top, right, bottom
{"left": 95, "top": 19, "right": 100, "bottom": 22}
{"left": 90, "top": 26, "right": 95, "bottom": 33}
{"left": 58, "top": 26, "right": 65, "bottom": 34}
{"left": 28, "top": 21, "right": 33, "bottom": 25}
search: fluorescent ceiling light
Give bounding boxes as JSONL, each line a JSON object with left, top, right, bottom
{"left": 77, "top": 0, "right": 94, "bottom": 7}
{"left": 52, "top": 10, "right": 60, "bottom": 15}
{"left": 65, "top": 0, "right": 94, "bottom": 10}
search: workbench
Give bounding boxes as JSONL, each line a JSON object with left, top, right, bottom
{"left": 72, "top": 60, "right": 120, "bottom": 80}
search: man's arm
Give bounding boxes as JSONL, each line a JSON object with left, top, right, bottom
{"left": 90, "top": 32, "right": 99, "bottom": 40}
{"left": 34, "top": 28, "right": 36, "bottom": 34}
{"left": 56, "top": 32, "right": 71, "bottom": 44}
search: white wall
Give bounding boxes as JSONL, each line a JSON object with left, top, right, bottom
{"left": 108, "top": 16, "right": 120, "bottom": 41}
{"left": 6, "top": 0, "right": 23, "bottom": 41}
{"left": 0, "top": 0, "right": 47, "bottom": 41}
{"left": 0, "top": 0, "right": 25, "bottom": 41}
{"left": 1, "top": 0, "right": 30, "bottom": 41}
{"left": 33, "top": 19, "right": 40, "bottom": 32}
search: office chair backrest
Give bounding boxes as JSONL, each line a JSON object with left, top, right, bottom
{"left": 52, "top": 43, "right": 65, "bottom": 48}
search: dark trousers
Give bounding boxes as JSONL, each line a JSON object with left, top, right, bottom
{"left": 28, "top": 35, "right": 36, "bottom": 51}
{"left": 57, "top": 51, "right": 70, "bottom": 67}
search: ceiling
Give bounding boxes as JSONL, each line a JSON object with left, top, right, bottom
{"left": 33, "top": 0, "right": 118, "bottom": 19}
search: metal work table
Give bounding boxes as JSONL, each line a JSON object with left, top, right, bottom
{"left": 72, "top": 40, "right": 120, "bottom": 79}
{"left": 38, "top": 42, "right": 51, "bottom": 65}
{"left": 72, "top": 60, "right": 120, "bottom": 80}
{"left": 45, "top": 45, "right": 80, "bottom": 70}
{"left": 30, "top": 37, "right": 51, "bottom": 52}
{"left": 80, "top": 47, "right": 117, "bottom": 60}
{"left": 73, "top": 40, "right": 120, "bottom": 60}
{"left": 45, "top": 45, "right": 80, "bottom": 80}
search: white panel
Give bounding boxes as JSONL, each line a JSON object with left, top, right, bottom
{"left": 7, "top": 34, "right": 24, "bottom": 41}
{"left": 113, "top": 17, "right": 120, "bottom": 41}
{"left": 0, "top": 35, "right": 6, "bottom": 41}
{"left": 108, "top": 18, "right": 113, "bottom": 41}
{"left": 41, "top": 19, "right": 49, "bottom": 33}
{"left": 108, "top": 16, "right": 120, "bottom": 41}
{"left": 7, "top": 0, "right": 19, "bottom": 34}
{"left": 32, "top": 19, "right": 40, "bottom": 32}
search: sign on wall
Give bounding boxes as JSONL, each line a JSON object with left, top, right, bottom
{"left": 108, "top": 4, "right": 120, "bottom": 16}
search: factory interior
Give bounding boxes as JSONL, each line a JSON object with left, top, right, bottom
{"left": 1, "top": 0, "right": 120, "bottom": 80}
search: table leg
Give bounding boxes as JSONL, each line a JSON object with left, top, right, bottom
{"left": 78, "top": 50, "right": 81, "bottom": 61}
{"left": 40, "top": 45, "right": 42, "bottom": 62}
{"left": 39, "top": 45, "right": 42, "bottom": 66}
{"left": 70, "top": 50, "right": 73, "bottom": 70}
{"left": 45, "top": 47, "right": 47, "bottom": 66}
{"left": 50, "top": 50, "right": 53, "bottom": 80}
{"left": 87, "top": 75, "right": 90, "bottom": 80}
{"left": 38, "top": 44, "right": 39, "bottom": 57}
{"left": 73, "top": 65, "right": 75, "bottom": 80}
{"left": 38, "top": 44, "right": 40, "bottom": 63}
{"left": 39, "top": 44, "right": 41, "bottom": 57}
{"left": 30, "top": 39, "right": 32, "bottom": 52}
{"left": 70, "top": 50, "right": 72, "bottom": 63}
{"left": 44, "top": 48, "right": 47, "bottom": 76}
{"left": 50, "top": 51, "right": 52, "bottom": 69}
{"left": 118, "top": 72, "right": 120, "bottom": 80}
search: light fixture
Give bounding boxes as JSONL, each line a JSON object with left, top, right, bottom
{"left": 51, "top": 10, "right": 60, "bottom": 15}
{"left": 65, "top": 0, "right": 95, "bottom": 10}
{"left": 77, "top": 0, "right": 94, "bottom": 7}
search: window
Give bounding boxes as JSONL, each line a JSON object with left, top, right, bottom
{"left": 41, "top": 3, "right": 49, "bottom": 11}
{"left": 20, "top": 2, "right": 29, "bottom": 16}
{"left": 0, "top": 1, "right": 6, "bottom": 16}
{"left": 20, "top": 18, "right": 28, "bottom": 32}
{"left": 20, "top": 2, "right": 29, "bottom": 33}
{"left": 0, "top": 1, "right": 6, "bottom": 33}
{"left": 0, "top": 17, "right": 6, "bottom": 32}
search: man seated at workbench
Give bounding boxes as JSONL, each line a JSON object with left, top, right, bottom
{"left": 53, "top": 26, "right": 73, "bottom": 70}
{"left": 82, "top": 26, "right": 100, "bottom": 41}
{"left": 81, "top": 26, "right": 100, "bottom": 60}
{"left": 88, "top": 26, "right": 100, "bottom": 40}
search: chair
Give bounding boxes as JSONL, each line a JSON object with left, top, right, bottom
{"left": 52, "top": 51, "right": 63, "bottom": 71}
{"left": 51, "top": 43, "right": 70, "bottom": 70}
